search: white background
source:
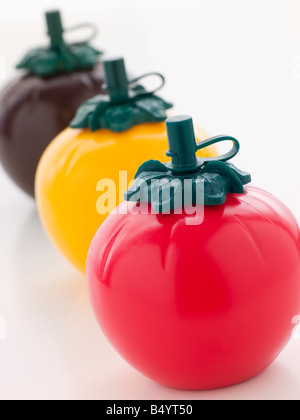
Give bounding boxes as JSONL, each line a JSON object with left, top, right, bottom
{"left": 1, "top": 0, "right": 300, "bottom": 400}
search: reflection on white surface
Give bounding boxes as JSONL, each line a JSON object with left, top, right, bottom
{"left": 1, "top": 0, "right": 300, "bottom": 400}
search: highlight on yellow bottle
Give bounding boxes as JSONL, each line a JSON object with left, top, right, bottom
{"left": 35, "top": 58, "right": 218, "bottom": 273}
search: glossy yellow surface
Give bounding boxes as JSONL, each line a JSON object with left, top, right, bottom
{"left": 36, "top": 122, "right": 218, "bottom": 273}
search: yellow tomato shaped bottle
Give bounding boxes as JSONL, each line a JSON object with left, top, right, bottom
{"left": 36, "top": 57, "right": 217, "bottom": 273}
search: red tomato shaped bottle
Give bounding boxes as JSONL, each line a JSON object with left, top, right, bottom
{"left": 87, "top": 115, "right": 300, "bottom": 390}
{"left": 0, "top": 10, "right": 105, "bottom": 198}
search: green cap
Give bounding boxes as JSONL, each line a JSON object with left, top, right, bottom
{"left": 70, "top": 57, "right": 173, "bottom": 132}
{"left": 16, "top": 10, "right": 102, "bottom": 77}
{"left": 46, "top": 11, "right": 65, "bottom": 50}
{"left": 125, "top": 115, "right": 252, "bottom": 211}
{"left": 166, "top": 115, "right": 199, "bottom": 173}
{"left": 103, "top": 58, "right": 130, "bottom": 102}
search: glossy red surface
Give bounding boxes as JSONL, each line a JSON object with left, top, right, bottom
{"left": 87, "top": 186, "right": 300, "bottom": 390}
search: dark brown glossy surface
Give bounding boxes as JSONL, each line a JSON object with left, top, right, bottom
{"left": 0, "top": 63, "right": 105, "bottom": 198}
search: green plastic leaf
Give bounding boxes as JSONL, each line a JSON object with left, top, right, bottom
{"left": 135, "top": 96, "right": 173, "bottom": 120}
{"left": 17, "top": 44, "right": 102, "bottom": 77}
{"left": 125, "top": 160, "right": 251, "bottom": 211}
{"left": 105, "top": 105, "right": 134, "bottom": 133}
{"left": 135, "top": 160, "right": 170, "bottom": 177}
{"left": 70, "top": 93, "right": 173, "bottom": 133}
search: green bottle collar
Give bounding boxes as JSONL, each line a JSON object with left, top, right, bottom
{"left": 16, "top": 11, "right": 102, "bottom": 77}
{"left": 125, "top": 115, "right": 251, "bottom": 212}
{"left": 70, "top": 57, "right": 173, "bottom": 133}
